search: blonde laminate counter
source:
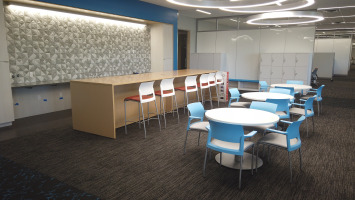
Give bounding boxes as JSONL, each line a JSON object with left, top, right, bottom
{"left": 70, "top": 69, "right": 216, "bottom": 139}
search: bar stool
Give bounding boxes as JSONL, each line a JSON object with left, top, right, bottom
{"left": 175, "top": 76, "right": 200, "bottom": 113}
{"left": 208, "top": 72, "right": 219, "bottom": 107}
{"left": 199, "top": 74, "right": 213, "bottom": 108}
{"left": 215, "top": 71, "right": 224, "bottom": 107}
{"left": 124, "top": 81, "right": 161, "bottom": 138}
{"left": 155, "top": 78, "right": 179, "bottom": 128}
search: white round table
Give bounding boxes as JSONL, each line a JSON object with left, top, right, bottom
{"left": 270, "top": 83, "right": 312, "bottom": 91}
{"left": 241, "top": 92, "right": 294, "bottom": 102}
{"left": 205, "top": 108, "right": 280, "bottom": 170}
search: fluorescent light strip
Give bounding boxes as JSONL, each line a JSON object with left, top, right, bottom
{"left": 325, "top": 15, "right": 355, "bottom": 19}
{"left": 230, "top": 19, "right": 239, "bottom": 23}
{"left": 247, "top": 11, "right": 324, "bottom": 25}
{"left": 196, "top": 9, "right": 211, "bottom": 15}
{"left": 317, "top": 28, "right": 355, "bottom": 31}
{"left": 7, "top": 4, "right": 146, "bottom": 29}
{"left": 318, "top": 6, "right": 355, "bottom": 10}
{"left": 221, "top": 0, "right": 314, "bottom": 13}
{"left": 167, "top": 0, "right": 287, "bottom": 9}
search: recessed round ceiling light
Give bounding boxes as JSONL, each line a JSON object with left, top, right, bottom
{"left": 221, "top": 0, "right": 314, "bottom": 13}
{"left": 246, "top": 11, "right": 324, "bottom": 25}
{"left": 166, "top": 0, "right": 288, "bottom": 9}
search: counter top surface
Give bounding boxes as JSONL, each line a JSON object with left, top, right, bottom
{"left": 70, "top": 69, "right": 217, "bottom": 86}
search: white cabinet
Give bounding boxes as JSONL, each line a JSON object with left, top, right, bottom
{"left": 259, "top": 53, "right": 312, "bottom": 85}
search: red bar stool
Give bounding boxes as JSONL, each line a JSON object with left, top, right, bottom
{"left": 155, "top": 78, "right": 179, "bottom": 128}
{"left": 199, "top": 74, "right": 213, "bottom": 108}
{"left": 208, "top": 72, "right": 219, "bottom": 107}
{"left": 175, "top": 76, "right": 200, "bottom": 113}
{"left": 124, "top": 81, "right": 161, "bottom": 138}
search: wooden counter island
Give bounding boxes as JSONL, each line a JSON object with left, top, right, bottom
{"left": 70, "top": 69, "right": 217, "bottom": 139}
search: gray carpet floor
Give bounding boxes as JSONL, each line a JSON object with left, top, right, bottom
{"left": 0, "top": 69, "right": 354, "bottom": 199}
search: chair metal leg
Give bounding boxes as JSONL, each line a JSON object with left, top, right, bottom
{"left": 147, "top": 102, "right": 150, "bottom": 125}
{"left": 141, "top": 103, "right": 147, "bottom": 138}
{"left": 183, "top": 130, "right": 189, "bottom": 154}
{"left": 198, "top": 132, "right": 201, "bottom": 146}
{"left": 154, "top": 100, "right": 161, "bottom": 132}
{"left": 162, "top": 96, "right": 166, "bottom": 128}
{"left": 124, "top": 100, "right": 128, "bottom": 134}
{"left": 256, "top": 144, "right": 259, "bottom": 173}
{"left": 203, "top": 147, "right": 208, "bottom": 177}
{"left": 305, "top": 117, "right": 309, "bottom": 137}
{"left": 251, "top": 145, "right": 254, "bottom": 175}
{"left": 219, "top": 152, "right": 222, "bottom": 167}
{"left": 288, "top": 151, "right": 293, "bottom": 183}
{"left": 239, "top": 156, "right": 243, "bottom": 189}
{"left": 174, "top": 95, "right": 180, "bottom": 123}
{"left": 299, "top": 148, "right": 302, "bottom": 172}
{"left": 196, "top": 90, "right": 200, "bottom": 102}
{"left": 208, "top": 87, "right": 213, "bottom": 109}
{"left": 186, "top": 92, "right": 189, "bottom": 113}
{"left": 201, "top": 88, "right": 204, "bottom": 105}
{"left": 317, "top": 101, "right": 320, "bottom": 116}
{"left": 183, "top": 91, "right": 186, "bottom": 114}
{"left": 138, "top": 102, "right": 141, "bottom": 128}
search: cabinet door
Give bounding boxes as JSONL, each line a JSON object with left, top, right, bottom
{"left": 282, "top": 67, "right": 295, "bottom": 81}
{"left": 283, "top": 54, "right": 296, "bottom": 67}
{"left": 271, "top": 54, "right": 284, "bottom": 66}
{"left": 260, "top": 54, "right": 272, "bottom": 66}
{"left": 294, "top": 68, "right": 309, "bottom": 82}
{"left": 270, "top": 78, "right": 282, "bottom": 84}
{"left": 295, "top": 53, "right": 311, "bottom": 67}
{"left": 271, "top": 66, "right": 283, "bottom": 79}
{"left": 259, "top": 66, "right": 271, "bottom": 79}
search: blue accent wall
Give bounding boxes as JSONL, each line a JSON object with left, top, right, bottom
{"left": 37, "top": 0, "right": 178, "bottom": 70}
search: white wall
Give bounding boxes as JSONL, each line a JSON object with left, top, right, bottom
{"left": 314, "top": 38, "right": 352, "bottom": 75}
{"left": 178, "top": 15, "right": 196, "bottom": 53}
{"left": 196, "top": 26, "right": 316, "bottom": 80}
{"left": 150, "top": 23, "right": 173, "bottom": 72}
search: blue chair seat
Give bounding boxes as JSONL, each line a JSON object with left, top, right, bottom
{"left": 258, "top": 133, "right": 299, "bottom": 149}
{"left": 189, "top": 121, "right": 209, "bottom": 132}
{"left": 289, "top": 107, "right": 314, "bottom": 116}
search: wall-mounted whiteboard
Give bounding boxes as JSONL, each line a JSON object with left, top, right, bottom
{"left": 196, "top": 26, "right": 315, "bottom": 80}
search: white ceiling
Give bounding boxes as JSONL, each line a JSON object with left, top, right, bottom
{"left": 142, "top": 0, "right": 355, "bottom": 32}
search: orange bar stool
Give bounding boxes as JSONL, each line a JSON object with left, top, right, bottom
{"left": 175, "top": 76, "right": 200, "bottom": 113}
{"left": 208, "top": 72, "right": 220, "bottom": 107}
{"left": 155, "top": 78, "right": 180, "bottom": 128}
{"left": 199, "top": 74, "right": 213, "bottom": 108}
{"left": 124, "top": 81, "right": 161, "bottom": 138}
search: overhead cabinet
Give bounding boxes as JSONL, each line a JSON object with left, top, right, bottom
{"left": 259, "top": 53, "right": 312, "bottom": 85}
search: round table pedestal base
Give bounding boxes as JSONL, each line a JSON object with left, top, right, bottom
{"left": 215, "top": 152, "right": 263, "bottom": 170}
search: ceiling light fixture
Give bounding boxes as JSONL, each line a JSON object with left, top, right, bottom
{"left": 166, "top": 0, "right": 287, "bottom": 9}
{"left": 196, "top": 9, "right": 211, "bottom": 15}
{"left": 325, "top": 15, "right": 355, "bottom": 19}
{"left": 318, "top": 6, "right": 355, "bottom": 10}
{"left": 246, "top": 11, "right": 324, "bottom": 25}
{"left": 221, "top": 0, "right": 314, "bottom": 13}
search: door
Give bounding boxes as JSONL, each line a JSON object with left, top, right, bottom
{"left": 178, "top": 30, "right": 189, "bottom": 70}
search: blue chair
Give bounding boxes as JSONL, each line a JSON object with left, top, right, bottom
{"left": 203, "top": 119, "right": 257, "bottom": 189}
{"left": 257, "top": 116, "right": 305, "bottom": 183}
{"left": 289, "top": 96, "right": 316, "bottom": 137}
{"left": 244, "top": 102, "right": 278, "bottom": 134}
{"left": 269, "top": 88, "right": 291, "bottom": 95}
{"left": 259, "top": 81, "right": 269, "bottom": 92}
{"left": 286, "top": 80, "right": 304, "bottom": 95}
{"left": 184, "top": 102, "right": 209, "bottom": 154}
{"left": 265, "top": 98, "right": 290, "bottom": 120}
{"left": 228, "top": 88, "right": 251, "bottom": 108}
{"left": 275, "top": 86, "right": 295, "bottom": 97}
{"left": 301, "top": 85, "right": 325, "bottom": 116}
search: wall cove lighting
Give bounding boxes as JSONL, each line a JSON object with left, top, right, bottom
{"left": 246, "top": 11, "right": 324, "bottom": 25}
{"left": 166, "top": 0, "right": 287, "bottom": 9}
{"left": 7, "top": 4, "right": 147, "bottom": 29}
{"left": 221, "top": 0, "right": 314, "bottom": 13}
{"left": 196, "top": 9, "right": 211, "bottom": 15}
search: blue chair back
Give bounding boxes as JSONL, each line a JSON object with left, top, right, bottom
{"left": 303, "top": 96, "right": 315, "bottom": 117}
{"left": 315, "top": 85, "right": 325, "bottom": 101}
{"left": 275, "top": 86, "right": 295, "bottom": 96}
{"left": 259, "top": 81, "right": 268, "bottom": 92}
{"left": 269, "top": 88, "right": 291, "bottom": 95}
{"left": 266, "top": 98, "right": 290, "bottom": 119}
{"left": 187, "top": 102, "right": 205, "bottom": 120}
{"left": 286, "top": 80, "right": 304, "bottom": 85}
{"left": 250, "top": 101, "right": 277, "bottom": 113}
{"left": 228, "top": 88, "right": 241, "bottom": 107}
{"left": 206, "top": 120, "right": 245, "bottom": 155}
{"left": 285, "top": 116, "right": 305, "bottom": 151}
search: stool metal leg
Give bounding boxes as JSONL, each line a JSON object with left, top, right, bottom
{"left": 138, "top": 102, "right": 141, "bottom": 128}
{"left": 154, "top": 100, "right": 161, "bottom": 132}
{"left": 208, "top": 87, "right": 213, "bottom": 109}
{"left": 124, "top": 100, "right": 128, "bottom": 134}
{"left": 174, "top": 95, "right": 180, "bottom": 123}
{"left": 141, "top": 102, "right": 147, "bottom": 138}
{"left": 147, "top": 102, "right": 150, "bottom": 125}
{"left": 162, "top": 96, "right": 166, "bottom": 128}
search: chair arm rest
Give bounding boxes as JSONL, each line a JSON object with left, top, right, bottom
{"left": 292, "top": 103, "right": 305, "bottom": 107}
{"left": 245, "top": 131, "right": 258, "bottom": 138}
{"left": 299, "top": 99, "right": 306, "bottom": 102}
{"left": 265, "top": 128, "right": 287, "bottom": 135}
{"left": 189, "top": 116, "right": 202, "bottom": 120}
{"left": 280, "top": 120, "right": 292, "bottom": 124}
{"left": 206, "top": 125, "right": 210, "bottom": 131}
